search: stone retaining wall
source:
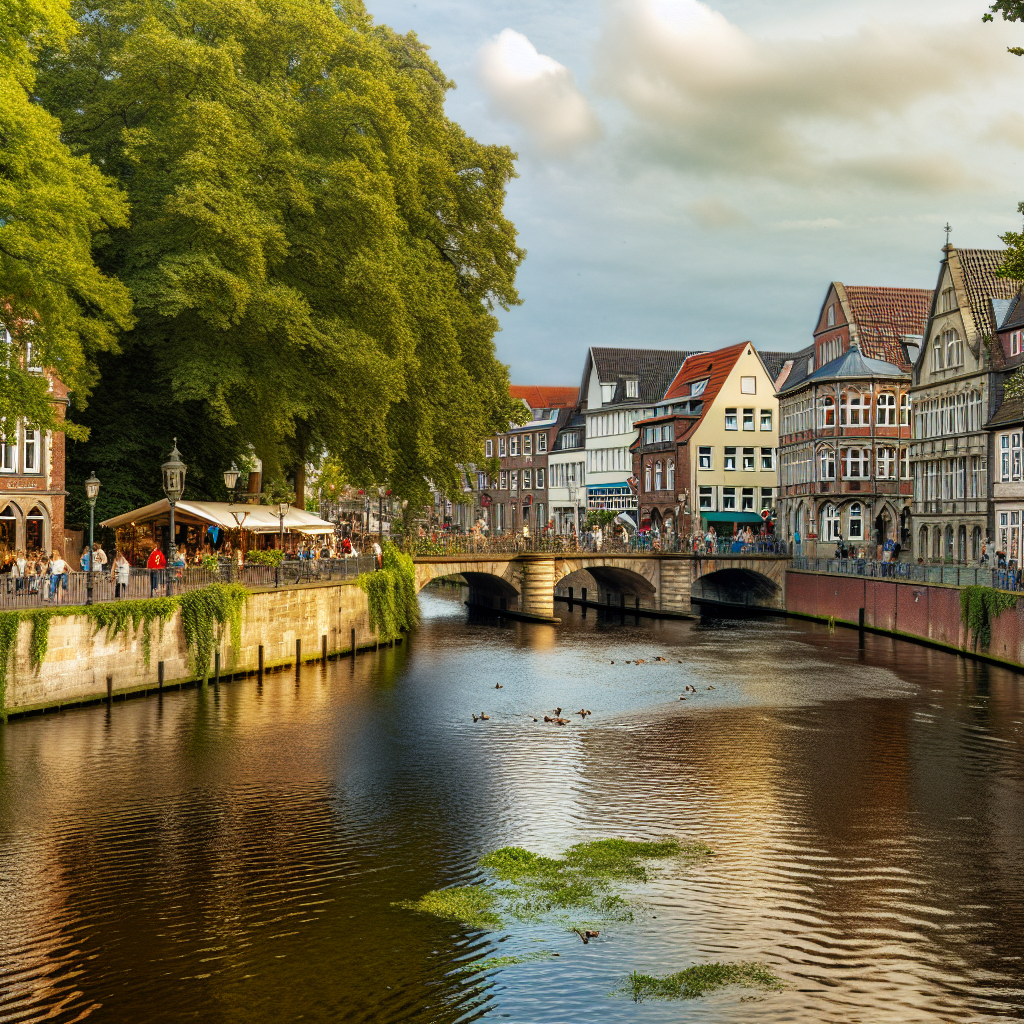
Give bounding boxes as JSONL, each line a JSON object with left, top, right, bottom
{"left": 4, "top": 581, "right": 378, "bottom": 715}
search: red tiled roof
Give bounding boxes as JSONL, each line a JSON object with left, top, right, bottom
{"left": 841, "top": 286, "right": 932, "bottom": 368}
{"left": 663, "top": 341, "right": 748, "bottom": 405}
{"left": 956, "top": 248, "right": 1018, "bottom": 334}
{"left": 508, "top": 385, "right": 578, "bottom": 409}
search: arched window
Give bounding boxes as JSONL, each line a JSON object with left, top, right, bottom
{"left": 877, "top": 392, "right": 896, "bottom": 426}
{"left": 968, "top": 390, "right": 982, "bottom": 432}
{"left": 932, "top": 333, "right": 944, "bottom": 371}
{"left": 667, "top": 460, "right": 675, "bottom": 491}
{"left": 945, "top": 329, "right": 963, "bottom": 368}
{"left": 956, "top": 392, "right": 967, "bottom": 432}
{"left": 841, "top": 391, "right": 866, "bottom": 426}
{"left": 972, "top": 526, "right": 982, "bottom": 561}
{"left": 919, "top": 525, "right": 929, "bottom": 560}
{"left": 819, "top": 395, "right": 835, "bottom": 428}
{"left": 654, "top": 461, "right": 663, "bottom": 490}
{"left": 0, "top": 505, "right": 15, "bottom": 554}
{"left": 644, "top": 464, "right": 651, "bottom": 492}
{"left": 900, "top": 393, "right": 911, "bottom": 426}
{"left": 848, "top": 502, "right": 863, "bottom": 539}
{"left": 827, "top": 303, "right": 836, "bottom": 326}
{"left": 26, "top": 505, "right": 45, "bottom": 552}
{"left": 945, "top": 525, "right": 954, "bottom": 560}
{"left": 822, "top": 503, "right": 841, "bottom": 542}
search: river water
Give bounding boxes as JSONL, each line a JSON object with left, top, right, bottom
{"left": 0, "top": 588, "right": 1022, "bottom": 1023}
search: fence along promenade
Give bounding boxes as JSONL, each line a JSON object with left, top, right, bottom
{"left": 400, "top": 534, "right": 790, "bottom": 557}
{"left": 792, "top": 555, "right": 1024, "bottom": 592}
{"left": 0, "top": 556, "right": 378, "bottom": 610}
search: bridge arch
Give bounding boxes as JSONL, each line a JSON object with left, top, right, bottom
{"left": 691, "top": 567, "right": 782, "bottom": 610}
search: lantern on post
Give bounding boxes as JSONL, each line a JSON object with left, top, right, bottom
{"left": 161, "top": 440, "right": 187, "bottom": 567}
{"left": 223, "top": 461, "right": 240, "bottom": 496}
{"left": 84, "top": 472, "right": 100, "bottom": 605}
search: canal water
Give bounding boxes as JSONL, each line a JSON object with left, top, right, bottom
{"left": 0, "top": 588, "right": 1022, "bottom": 1023}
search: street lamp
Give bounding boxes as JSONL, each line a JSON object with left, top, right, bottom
{"left": 377, "top": 487, "right": 385, "bottom": 544}
{"left": 230, "top": 508, "right": 248, "bottom": 562}
{"left": 161, "top": 439, "right": 187, "bottom": 568}
{"left": 278, "top": 501, "right": 289, "bottom": 553}
{"left": 84, "top": 471, "right": 100, "bottom": 605}
{"left": 223, "top": 461, "right": 240, "bottom": 495}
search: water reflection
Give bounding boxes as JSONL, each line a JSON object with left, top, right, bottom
{"left": 0, "top": 589, "right": 1021, "bottom": 1022}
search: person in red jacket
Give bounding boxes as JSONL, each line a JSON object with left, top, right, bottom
{"left": 147, "top": 546, "right": 166, "bottom": 596}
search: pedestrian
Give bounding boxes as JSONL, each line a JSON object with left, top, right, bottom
{"left": 372, "top": 540, "right": 382, "bottom": 569}
{"left": 147, "top": 545, "right": 166, "bottom": 596}
{"left": 12, "top": 550, "right": 26, "bottom": 596}
{"left": 92, "top": 542, "right": 108, "bottom": 570}
{"left": 49, "top": 549, "right": 69, "bottom": 604}
{"left": 112, "top": 550, "right": 131, "bottom": 599}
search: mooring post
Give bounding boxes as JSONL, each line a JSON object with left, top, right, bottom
{"left": 258, "top": 645, "right": 264, "bottom": 683}
{"left": 351, "top": 627, "right": 356, "bottom": 659}
{"left": 214, "top": 650, "right": 220, "bottom": 686}
{"left": 568, "top": 586, "right": 573, "bottom": 608}
{"left": 322, "top": 633, "right": 328, "bottom": 663}
{"left": 295, "top": 639, "right": 301, "bottom": 678}
{"left": 581, "top": 587, "right": 587, "bottom": 606}
{"left": 158, "top": 661, "right": 164, "bottom": 692}
{"left": 106, "top": 675, "right": 113, "bottom": 704}
{"left": 858, "top": 607, "right": 865, "bottom": 647}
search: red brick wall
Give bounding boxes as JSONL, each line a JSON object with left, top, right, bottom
{"left": 785, "top": 570, "right": 1024, "bottom": 665}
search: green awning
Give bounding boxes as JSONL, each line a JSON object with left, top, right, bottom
{"left": 700, "top": 512, "right": 765, "bottom": 525}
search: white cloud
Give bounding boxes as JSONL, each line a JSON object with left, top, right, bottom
{"left": 476, "top": 29, "right": 602, "bottom": 156}
{"left": 595, "top": 0, "right": 1022, "bottom": 189}
{"left": 687, "top": 196, "right": 749, "bottom": 228}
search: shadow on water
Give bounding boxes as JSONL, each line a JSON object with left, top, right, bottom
{"left": 0, "top": 585, "right": 1020, "bottom": 1023}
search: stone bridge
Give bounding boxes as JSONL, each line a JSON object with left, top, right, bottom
{"left": 412, "top": 553, "right": 790, "bottom": 621}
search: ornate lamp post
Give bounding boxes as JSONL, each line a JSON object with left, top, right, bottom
{"left": 84, "top": 472, "right": 100, "bottom": 605}
{"left": 161, "top": 440, "right": 187, "bottom": 569}
{"left": 230, "top": 508, "right": 248, "bottom": 563}
{"left": 278, "top": 501, "right": 289, "bottom": 552}
{"left": 377, "top": 487, "right": 385, "bottom": 544}
{"left": 223, "top": 461, "right": 240, "bottom": 497}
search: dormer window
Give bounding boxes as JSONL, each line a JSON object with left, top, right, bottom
{"left": 600, "top": 383, "right": 615, "bottom": 403}
{"left": 827, "top": 304, "right": 836, "bottom": 326}
{"left": 624, "top": 378, "right": 639, "bottom": 398}
{"left": 690, "top": 379, "right": 708, "bottom": 397}
{"left": 941, "top": 287, "right": 956, "bottom": 312}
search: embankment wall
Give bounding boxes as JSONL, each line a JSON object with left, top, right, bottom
{"left": 785, "top": 570, "right": 1024, "bottom": 668}
{"left": 5, "top": 581, "right": 379, "bottom": 716}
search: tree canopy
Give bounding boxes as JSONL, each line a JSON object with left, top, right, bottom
{"left": 985, "top": 2, "right": 1024, "bottom": 54}
{"left": 0, "top": 0, "right": 133, "bottom": 437}
{"left": 40, "top": 0, "right": 525, "bottom": 508}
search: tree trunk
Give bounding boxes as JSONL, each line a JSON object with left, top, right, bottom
{"left": 293, "top": 462, "right": 305, "bottom": 510}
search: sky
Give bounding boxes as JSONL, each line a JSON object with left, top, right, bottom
{"left": 364, "top": 0, "right": 1024, "bottom": 386}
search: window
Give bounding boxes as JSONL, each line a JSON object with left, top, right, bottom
{"left": 498, "top": 437, "right": 506, "bottom": 457}
{"left": 822, "top": 502, "right": 841, "bottom": 542}
{"left": 499, "top": 470, "right": 509, "bottom": 490}
{"left": 0, "top": 425, "right": 16, "bottom": 473}
{"left": 625, "top": 378, "right": 638, "bottom": 398}
{"left": 698, "top": 446, "right": 713, "bottom": 470}
{"left": 849, "top": 503, "right": 863, "bottom": 539}
{"left": 23, "top": 428, "right": 36, "bottom": 473}
{"left": 940, "top": 287, "right": 956, "bottom": 312}
{"left": 511, "top": 470, "right": 519, "bottom": 491}
{"left": 819, "top": 396, "right": 835, "bottom": 428}
{"left": 485, "top": 439, "right": 493, "bottom": 458}
{"left": 644, "top": 465, "right": 651, "bottom": 492}
{"left": 819, "top": 448, "right": 836, "bottom": 480}
{"left": 667, "top": 460, "right": 675, "bottom": 490}
{"left": 877, "top": 447, "right": 897, "bottom": 479}
{"left": 1014, "top": 432, "right": 1022, "bottom": 480}
{"left": 900, "top": 393, "right": 910, "bottom": 426}
{"left": 536, "top": 468, "right": 545, "bottom": 489}
{"left": 843, "top": 447, "right": 870, "bottom": 478}
{"left": 945, "top": 329, "right": 963, "bottom": 367}
{"left": 655, "top": 461, "right": 663, "bottom": 490}
{"left": 877, "top": 392, "right": 896, "bottom": 426}
{"left": 827, "top": 303, "right": 836, "bottom": 326}
{"left": 1012, "top": 331, "right": 1022, "bottom": 357}
{"left": 932, "top": 333, "right": 944, "bottom": 371}
{"left": 699, "top": 486, "right": 713, "bottom": 510}
{"left": 761, "top": 447, "right": 774, "bottom": 471}
{"left": 741, "top": 376, "right": 756, "bottom": 394}
{"left": 691, "top": 379, "right": 708, "bottom": 397}
{"left": 724, "top": 447, "right": 737, "bottom": 471}
{"left": 741, "top": 487, "right": 755, "bottom": 511}
{"left": 662, "top": 423, "right": 674, "bottom": 441}
{"left": 722, "top": 487, "right": 736, "bottom": 511}
{"left": 510, "top": 436, "right": 519, "bottom": 456}
{"left": 601, "top": 384, "right": 615, "bottom": 403}
{"left": 742, "top": 448, "right": 755, "bottom": 471}
{"left": 725, "top": 408, "right": 738, "bottom": 430}
{"left": 900, "top": 447, "right": 909, "bottom": 479}
{"left": 522, "top": 469, "right": 533, "bottom": 489}
{"left": 742, "top": 408, "right": 755, "bottom": 430}
{"left": 760, "top": 409, "right": 772, "bottom": 431}
{"left": 760, "top": 487, "right": 773, "bottom": 510}
{"left": 537, "top": 433, "right": 547, "bottom": 453}
{"left": 841, "top": 391, "right": 868, "bottom": 426}
{"left": 523, "top": 434, "right": 532, "bottom": 455}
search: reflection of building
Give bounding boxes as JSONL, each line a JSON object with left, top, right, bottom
{"left": 909, "top": 247, "right": 1016, "bottom": 562}
{"left": 777, "top": 282, "right": 929, "bottom": 556}
{"left": 0, "top": 327, "right": 68, "bottom": 557}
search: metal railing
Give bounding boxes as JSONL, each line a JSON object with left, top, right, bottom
{"left": 402, "top": 534, "right": 790, "bottom": 557}
{"left": 791, "top": 556, "right": 1024, "bottom": 592}
{"left": 0, "top": 556, "right": 379, "bottom": 610}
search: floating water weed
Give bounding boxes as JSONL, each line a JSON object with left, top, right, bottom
{"left": 394, "top": 885, "right": 502, "bottom": 930}
{"left": 454, "top": 951, "right": 555, "bottom": 972}
{"left": 623, "top": 962, "right": 785, "bottom": 1002}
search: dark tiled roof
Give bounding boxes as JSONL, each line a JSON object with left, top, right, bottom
{"left": 998, "top": 293, "right": 1024, "bottom": 332}
{"left": 777, "top": 344, "right": 817, "bottom": 394}
{"left": 805, "top": 343, "right": 906, "bottom": 384}
{"left": 957, "top": 248, "right": 1017, "bottom": 334}
{"left": 508, "top": 385, "right": 579, "bottom": 409}
{"left": 843, "top": 286, "right": 932, "bottom": 368}
{"left": 588, "top": 348, "right": 693, "bottom": 404}
{"left": 988, "top": 395, "right": 1024, "bottom": 429}
{"left": 758, "top": 350, "right": 795, "bottom": 383}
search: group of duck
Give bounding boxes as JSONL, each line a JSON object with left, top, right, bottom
{"left": 471, "top": 703, "right": 593, "bottom": 725}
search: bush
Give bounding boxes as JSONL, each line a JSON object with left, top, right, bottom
{"left": 246, "top": 549, "right": 285, "bottom": 567}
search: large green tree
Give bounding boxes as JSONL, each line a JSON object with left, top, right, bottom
{"left": 40, "top": 0, "right": 524, "bottom": 509}
{"left": 0, "top": 0, "right": 133, "bottom": 436}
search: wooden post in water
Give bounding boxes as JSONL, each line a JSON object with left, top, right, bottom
{"left": 214, "top": 650, "right": 220, "bottom": 686}
{"left": 258, "top": 645, "right": 264, "bottom": 683}
{"left": 858, "top": 607, "right": 865, "bottom": 647}
{"left": 568, "top": 587, "right": 573, "bottom": 608}
{"left": 581, "top": 587, "right": 587, "bottom": 605}
{"left": 295, "top": 639, "right": 301, "bottom": 678}
{"left": 322, "top": 634, "right": 327, "bottom": 663}
{"left": 106, "top": 675, "right": 112, "bottom": 704}
{"left": 158, "top": 661, "right": 164, "bottom": 692}
{"left": 351, "top": 627, "right": 356, "bottom": 659}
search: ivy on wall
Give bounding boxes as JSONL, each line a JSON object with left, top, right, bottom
{"left": 0, "top": 584, "right": 249, "bottom": 721}
{"left": 960, "top": 586, "right": 1018, "bottom": 650}
{"left": 358, "top": 542, "right": 419, "bottom": 641}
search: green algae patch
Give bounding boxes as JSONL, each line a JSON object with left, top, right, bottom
{"left": 454, "top": 951, "right": 555, "bottom": 973}
{"left": 623, "top": 962, "right": 785, "bottom": 1002}
{"left": 394, "top": 885, "right": 502, "bottom": 931}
